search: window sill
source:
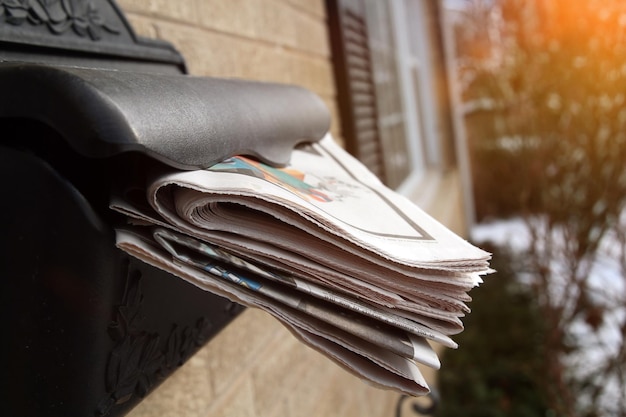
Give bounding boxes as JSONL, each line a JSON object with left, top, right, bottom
{"left": 397, "top": 168, "right": 469, "bottom": 237}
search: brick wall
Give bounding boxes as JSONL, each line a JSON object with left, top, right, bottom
{"left": 118, "top": 1, "right": 415, "bottom": 416}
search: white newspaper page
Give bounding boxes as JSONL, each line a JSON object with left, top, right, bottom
{"left": 147, "top": 134, "right": 490, "bottom": 271}
{"left": 115, "top": 228, "right": 431, "bottom": 396}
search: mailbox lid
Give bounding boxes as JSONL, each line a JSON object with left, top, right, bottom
{"left": 0, "top": 63, "right": 331, "bottom": 169}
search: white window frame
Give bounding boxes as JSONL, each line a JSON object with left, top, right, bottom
{"left": 389, "top": 0, "right": 443, "bottom": 198}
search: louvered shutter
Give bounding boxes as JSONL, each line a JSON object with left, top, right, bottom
{"left": 327, "top": 0, "right": 387, "bottom": 183}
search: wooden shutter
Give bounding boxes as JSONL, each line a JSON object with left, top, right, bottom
{"left": 326, "top": 0, "right": 387, "bottom": 183}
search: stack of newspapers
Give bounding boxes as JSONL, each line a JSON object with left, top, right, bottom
{"left": 111, "top": 135, "right": 491, "bottom": 396}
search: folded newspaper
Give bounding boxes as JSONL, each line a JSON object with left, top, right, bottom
{"left": 111, "top": 134, "right": 491, "bottom": 396}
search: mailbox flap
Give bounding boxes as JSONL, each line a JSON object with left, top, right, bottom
{"left": 0, "top": 62, "right": 331, "bottom": 169}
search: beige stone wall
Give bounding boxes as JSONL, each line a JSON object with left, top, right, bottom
{"left": 117, "top": 1, "right": 414, "bottom": 416}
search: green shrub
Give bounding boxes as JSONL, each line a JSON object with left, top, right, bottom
{"left": 438, "top": 244, "right": 549, "bottom": 417}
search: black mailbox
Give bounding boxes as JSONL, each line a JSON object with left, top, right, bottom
{"left": 0, "top": 1, "right": 330, "bottom": 416}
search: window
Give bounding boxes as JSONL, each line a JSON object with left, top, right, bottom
{"left": 327, "top": 0, "right": 456, "bottom": 192}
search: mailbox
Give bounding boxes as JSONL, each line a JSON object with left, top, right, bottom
{"left": 0, "top": 1, "right": 330, "bottom": 415}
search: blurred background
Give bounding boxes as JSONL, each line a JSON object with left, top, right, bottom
{"left": 439, "top": 1, "right": 626, "bottom": 416}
